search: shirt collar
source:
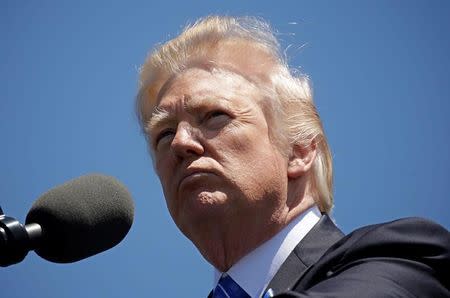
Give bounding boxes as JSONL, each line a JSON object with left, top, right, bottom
{"left": 213, "top": 205, "right": 321, "bottom": 298}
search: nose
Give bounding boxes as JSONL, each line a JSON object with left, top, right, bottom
{"left": 171, "top": 121, "right": 204, "bottom": 157}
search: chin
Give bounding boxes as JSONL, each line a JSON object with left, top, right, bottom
{"left": 186, "top": 190, "right": 228, "bottom": 214}
{"left": 174, "top": 190, "right": 228, "bottom": 225}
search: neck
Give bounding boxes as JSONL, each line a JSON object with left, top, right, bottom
{"left": 194, "top": 197, "right": 315, "bottom": 272}
{"left": 194, "top": 215, "right": 286, "bottom": 271}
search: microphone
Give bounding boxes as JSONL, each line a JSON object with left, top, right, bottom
{"left": 0, "top": 174, "right": 134, "bottom": 267}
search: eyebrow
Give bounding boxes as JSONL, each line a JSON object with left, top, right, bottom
{"left": 146, "top": 106, "right": 172, "bottom": 135}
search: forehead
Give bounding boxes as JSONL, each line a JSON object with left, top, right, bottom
{"left": 156, "top": 67, "right": 260, "bottom": 109}
{"left": 139, "top": 39, "right": 277, "bottom": 123}
{"left": 144, "top": 67, "right": 265, "bottom": 135}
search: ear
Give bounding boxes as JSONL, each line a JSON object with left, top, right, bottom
{"left": 287, "top": 142, "right": 317, "bottom": 179}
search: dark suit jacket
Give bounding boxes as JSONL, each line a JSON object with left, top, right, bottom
{"left": 267, "top": 215, "right": 450, "bottom": 297}
{"left": 209, "top": 215, "right": 450, "bottom": 297}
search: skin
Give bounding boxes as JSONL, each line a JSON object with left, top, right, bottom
{"left": 148, "top": 66, "right": 316, "bottom": 271}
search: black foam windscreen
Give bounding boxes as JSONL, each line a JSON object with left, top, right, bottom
{"left": 25, "top": 174, "right": 134, "bottom": 263}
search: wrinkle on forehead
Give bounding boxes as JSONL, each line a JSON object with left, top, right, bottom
{"left": 155, "top": 64, "right": 258, "bottom": 107}
{"left": 146, "top": 68, "right": 263, "bottom": 135}
{"left": 155, "top": 68, "right": 256, "bottom": 110}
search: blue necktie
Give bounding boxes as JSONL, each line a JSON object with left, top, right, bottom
{"left": 213, "top": 273, "right": 251, "bottom": 298}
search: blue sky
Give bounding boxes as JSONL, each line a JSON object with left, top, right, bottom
{"left": 2, "top": 1, "right": 449, "bottom": 297}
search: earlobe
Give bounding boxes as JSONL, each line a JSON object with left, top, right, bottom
{"left": 287, "top": 142, "right": 317, "bottom": 179}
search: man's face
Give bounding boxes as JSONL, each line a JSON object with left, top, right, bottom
{"left": 148, "top": 67, "right": 289, "bottom": 243}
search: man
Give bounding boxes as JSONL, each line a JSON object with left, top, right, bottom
{"left": 136, "top": 16, "right": 450, "bottom": 297}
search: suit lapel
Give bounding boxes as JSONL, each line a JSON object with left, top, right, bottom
{"left": 264, "top": 214, "right": 344, "bottom": 295}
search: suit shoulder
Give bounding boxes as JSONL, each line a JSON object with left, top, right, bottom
{"left": 331, "top": 217, "right": 450, "bottom": 287}
{"left": 290, "top": 218, "right": 450, "bottom": 296}
{"left": 335, "top": 217, "right": 450, "bottom": 259}
{"left": 343, "top": 216, "right": 450, "bottom": 247}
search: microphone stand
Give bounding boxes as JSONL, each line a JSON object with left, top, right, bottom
{"left": 0, "top": 206, "right": 42, "bottom": 267}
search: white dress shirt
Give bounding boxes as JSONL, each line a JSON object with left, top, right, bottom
{"left": 213, "top": 205, "right": 321, "bottom": 298}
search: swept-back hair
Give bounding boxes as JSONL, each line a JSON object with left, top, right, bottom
{"left": 137, "top": 16, "right": 333, "bottom": 213}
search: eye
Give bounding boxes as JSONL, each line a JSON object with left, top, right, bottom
{"left": 154, "top": 129, "right": 175, "bottom": 147}
{"left": 208, "top": 111, "right": 227, "bottom": 118}
{"left": 204, "top": 110, "right": 230, "bottom": 124}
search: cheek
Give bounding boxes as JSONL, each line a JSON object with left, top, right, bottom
{"left": 221, "top": 125, "right": 257, "bottom": 150}
{"left": 216, "top": 129, "right": 284, "bottom": 185}
{"left": 156, "top": 163, "right": 179, "bottom": 218}
{"left": 236, "top": 125, "right": 285, "bottom": 164}
{"left": 154, "top": 154, "right": 183, "bottom": 215}
{"left": 224, "top": 128, "right": 273, "bottom": 162}
{"left": 155, "top": 155, "right": 175, "bottom": 191}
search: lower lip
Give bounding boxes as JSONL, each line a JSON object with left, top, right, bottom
{"left": 179, "top": 172, "right": 214, "bottom": 188}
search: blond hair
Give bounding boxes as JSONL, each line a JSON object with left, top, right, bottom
{"left": 137, "top": 16, "right": 334, "bottom": 213}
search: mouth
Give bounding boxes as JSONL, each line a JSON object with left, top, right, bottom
{"left": 178, "top": 168, "right": 218, "bottom": 190}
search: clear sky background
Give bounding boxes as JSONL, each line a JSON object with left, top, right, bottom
{"left": 2, "top": 1, "right": 449, "bottom": 297}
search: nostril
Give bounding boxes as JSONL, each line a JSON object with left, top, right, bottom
{"left": 186, "top": 148, "right": 200, "bottom": 155}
